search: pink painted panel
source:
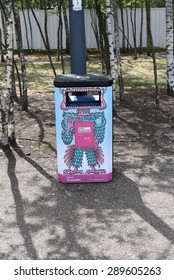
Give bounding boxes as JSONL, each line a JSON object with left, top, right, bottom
{"left": 75, "top": 122, "right": 95, "bottom": 149}
{"left": 58, "top": 173, "right": 112, "bottom": 183}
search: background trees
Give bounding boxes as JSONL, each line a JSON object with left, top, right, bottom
{"left": 0, "top": 0, "right": 173, "bottom": 146}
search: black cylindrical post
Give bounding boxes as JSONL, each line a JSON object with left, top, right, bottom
{"left": 69, "top": 0, "right": 86, "bottom": 74}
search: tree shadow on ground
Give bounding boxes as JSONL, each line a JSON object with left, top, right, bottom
{"left": 2, "top": 146, "right": 38, "bottom": 259}
{"left": 116, "top": 91, "right": 174, "bottom": 155}
{"left": 2, "top": 90, "right": 174, "bottom": 259}
{"left": 2, "top": 142, "right": 174, "bottom": 259}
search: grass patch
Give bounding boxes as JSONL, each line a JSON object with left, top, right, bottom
{"left": 121, "top": 58, "right": 166, "bottom": 90}
{"left": 0, "top": 54, "right": 167, "bottom": 94}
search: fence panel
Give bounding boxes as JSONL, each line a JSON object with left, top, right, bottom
{"left": 0, "top": 8, "right": 166, "bottom": 51}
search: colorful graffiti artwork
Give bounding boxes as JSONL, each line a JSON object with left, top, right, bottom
{"left": 60, "top": 87, "right": 107, "bottom": 175}
{"left": 54, "top": 74, "right": 113, "bottom": 183}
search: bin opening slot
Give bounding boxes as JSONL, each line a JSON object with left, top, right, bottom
{"left": 65, "top": 90, "right": 101, "bottom": 107}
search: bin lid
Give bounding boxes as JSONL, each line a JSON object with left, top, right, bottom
{"left": 54, "top": 74, "right": 113, "bottom": 87}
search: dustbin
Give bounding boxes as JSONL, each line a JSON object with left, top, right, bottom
{"left": 54, "top": 74, "right": 113, "bottom": 183}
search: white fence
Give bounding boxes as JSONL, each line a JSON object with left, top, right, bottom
{"left": 0, "top": 8, "right": 166, "bottom": 50}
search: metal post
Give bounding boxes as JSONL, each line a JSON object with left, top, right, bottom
{"left": 69, "top": 0, "right": 86, "bottom": 74}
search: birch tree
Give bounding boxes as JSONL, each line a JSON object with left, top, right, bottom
{"left": 113, "top": 0, "right": 124, "bottom": 101}
{"left": 105, "top": 0, "right": 116, "bottom": 102}
{"left": 0, "top": 87, "right": 8, "bottom": 146}
{"left": 13, "top": 1, "right": 28, "bottom": 111}
{"left": 166, "top": 0, "right": 174, "bottom": 96}
{"left": 6, "top": 0, "right": 15, "bottom": 143}
{"left": 0, "top": 2, "right": 6, "bottom": 62}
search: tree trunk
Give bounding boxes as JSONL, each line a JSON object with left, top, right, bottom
{"left": 62, "top": 2, "right": 70, "bottom": 54}
{"left": 106, "top": 0, "right": 116, "bottom": 101}
{"left": 0, "top": 28, "right": 5, "bottom": 62}
{"left": 90, "top": 8, "right": 100, "bottom": 50}
{"left": 113, "top": 0, "right": 124, "bottom": 102}
{"left": 0, "top": 87, "right": 8, "bottom": 146}
{"left": 130, "top": 2, "right": 137, "bottom": 59}
{"left": 13, "top": 1, "right": 28, "bottom": 111}
{"left": 57, "top": 0, "right": 65, "bottom": 73}
{"left": 145, "top": 0, "right": 159, "bottom": 106}
{"left": 95, "top": 0, "right": 110, "bottom": 74}
{"left": 27, "top": 8, "right": 33, "bottom": 52}
{"left": 25, "top": 0, "right": 56, "bottom": 77}
{"left": 21, "top": 7, "right": 30, "bottom": 50}
{"left": 120, "top": 7, "right": 126, "bottom": 53}
{"left": 126, "top": 8, "right": 130, "bottom": 51}
{"left": 5, "top": 0, "right": 15, "bottom": 143}
{"left": 93, "top": 2, "right": 105, "bottom": 73}
{"left": 56, "top": 0, "right": 61, "bottom": 61}
{"left": 0, "top": 3, "right": 5, "bottom": 62}
{"left": 146, "top": 0, "right": 151, "bottom": 56}
{"left": 166, "top": 0, "right": 174, "bottom": 96}
{"left": 139, "top": 6, "right": 144, "bottom": 54}
{"left": 0, "top": 1, "right": 6, "bottom": 46}
{"left": 44, "top": 4, "right": 51, "bottom": 53}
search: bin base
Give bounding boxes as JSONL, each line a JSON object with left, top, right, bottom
{"left": 58, "top": 173, "right": 112, "bottom": 183}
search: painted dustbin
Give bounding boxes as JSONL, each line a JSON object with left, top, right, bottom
{"left": 54, "top": 74, "right": 113, "bottom": 183}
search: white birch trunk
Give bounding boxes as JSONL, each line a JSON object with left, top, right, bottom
{"left": 6, "top": 0, "right": 15, "bottom": 142}
{"left": 166, "top": 0, "right": 174, "bottom": 95}
{"left": 105, "top": 0, "right": 116, "bottom": 101}
{"left": 13, "top": 1, "right": 28, "bottom": 111}
{"left": 0, "top": 87, "right": 8, "bottom": 146}
{"left": 113, "top": 0, "right": 124, "bottom": 101}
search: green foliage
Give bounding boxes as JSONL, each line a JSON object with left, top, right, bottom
{"left": 150, "top": 0, "right": 165, "bottom": 7}
{"left": 15, "top": 0, "right": 166, "bottom": 10}
{"left": 117, "top": 0, "right": 165, "bottom": 8}
{"left": 17, "top": 0, "right": 59, "bottom": 9}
